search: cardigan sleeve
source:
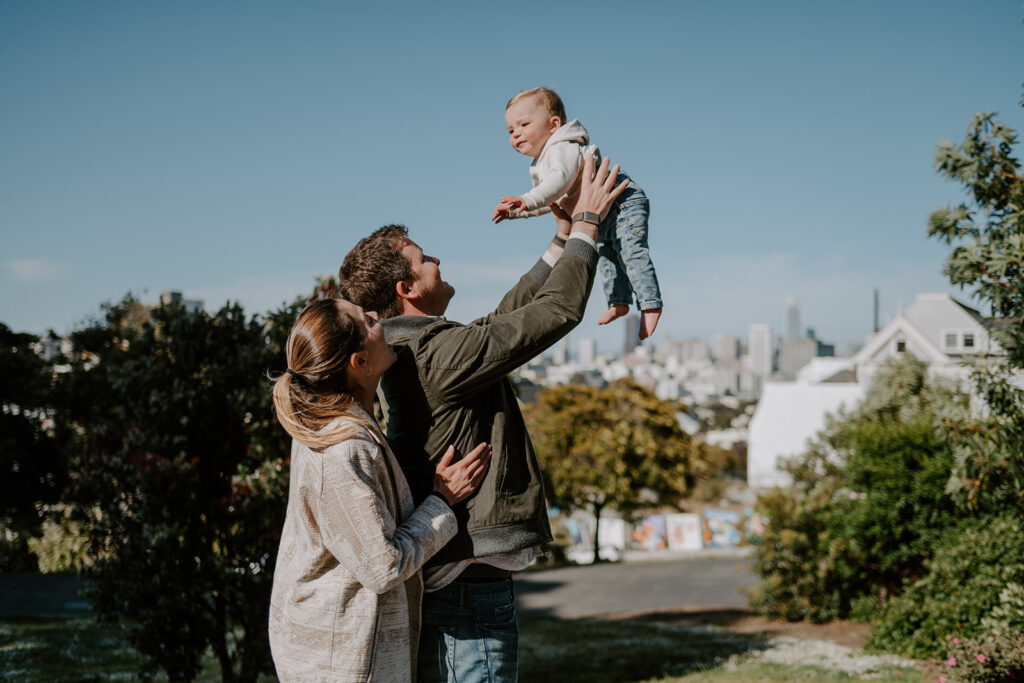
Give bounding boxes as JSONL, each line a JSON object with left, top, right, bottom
{"left": 316, "top": 437, "right": 457, "bottom": 594}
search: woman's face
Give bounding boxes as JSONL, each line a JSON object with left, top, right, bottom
{"left": 339, "top": 300, "right": 397, "bottom": 379}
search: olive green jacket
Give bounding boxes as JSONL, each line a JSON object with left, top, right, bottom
{"left": 379, "top": 238, "right": 598, "bottom": 565}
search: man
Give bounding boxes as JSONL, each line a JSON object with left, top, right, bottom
{"left": 338, "top": 156, "right": 626, "bottom": 682}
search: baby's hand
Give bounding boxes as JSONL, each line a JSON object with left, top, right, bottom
{"left": 492, "top": 202, "right": 511, "bottom": 223}
{"left": 492, "top": 196, "right": 526, "bottom": 224}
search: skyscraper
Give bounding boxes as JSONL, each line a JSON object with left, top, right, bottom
{"left": 553, "top": 337, "right": 568, "bottom": 365}
{"left": 622, "top": 315, "right": 640, "bottom": 357}
{"left": 578, "top": 337, "right": 596, "bottom": 366}
{"left": 785, "top": 296, "right": 800, "bottom": 341}
{"left": 748, "top": 323, "right": 773, "bottom": 378}
{"left": 711, "top": 334, "right": 740, "bottom": 365}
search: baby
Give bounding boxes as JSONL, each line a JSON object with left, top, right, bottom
{"left": 493, "top": 87, "right": 662, "bottom": 339}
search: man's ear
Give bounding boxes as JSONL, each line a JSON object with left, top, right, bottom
{"left": 396, "top": 278, "right": 416, "bottom": 302}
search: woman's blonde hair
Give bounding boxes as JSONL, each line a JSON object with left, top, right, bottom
{"left": 272, "top": 298, "right": 378, "bottom": 450}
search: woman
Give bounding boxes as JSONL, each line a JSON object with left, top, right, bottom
{"left": 268, "top": 297, "right": 491, "bottom": 682}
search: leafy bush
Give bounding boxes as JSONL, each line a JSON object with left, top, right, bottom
{"left": 867, "top": 513, "right": 1024, "bottom": 658}
{"left": 0, "top": 517, "right": 37, "bottom": 573}
{"left": 26, "top": 504, "right": 96, "bottom": 573}
{"left": 939, "top": 628, "right": 1024, "bottom": 683}
{"left": 751, "top": 357, "right": 962, "bottom": 622}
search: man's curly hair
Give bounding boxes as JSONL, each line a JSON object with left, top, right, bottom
{"left": 338, "top": 225, "right": 412, "bottom": 319}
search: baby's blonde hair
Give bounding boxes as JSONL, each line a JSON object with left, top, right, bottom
{"left": 272, "top": 298, "right": 378, "bottom": 451}
{"left": 506, "top": 87, "right": 567, "bottom": 126}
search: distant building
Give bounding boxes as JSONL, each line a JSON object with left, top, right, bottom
{"left": 747, "top": 323, "right": 773, "bottom": 393}
{"left": 778, "top": 337, "right": 835, "bottom": 381}
{"left": 622, "top": 315, "right": 641, "bottom": 357}
{"left": 711, "top": 334, "right": 740, "bottom": 366}
{"left": 578, "top": 337, "right": 596, "bottom": 367}
{"left": 160, "top": 291, "right": 204, "bottom": 313}
{"left": 784, "top": 296, "right": 800, "bottom": 341}
{"left": 553, "top": 337, "right": 568, "bottom": 366}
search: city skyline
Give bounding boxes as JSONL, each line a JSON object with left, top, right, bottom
{"left": 2, "top": 2, "right": 1022, "bottom": 354}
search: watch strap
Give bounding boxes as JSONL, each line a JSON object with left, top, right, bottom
{"left": 572, "top": 211, "right": 602, "bottom": 225}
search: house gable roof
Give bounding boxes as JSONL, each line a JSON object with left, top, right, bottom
{"left": 853, "top": 313, "right": 949, "bottom": 365}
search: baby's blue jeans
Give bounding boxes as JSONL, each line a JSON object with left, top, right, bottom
{"left": 598, "top": 175, "right": 662, "bottom": 311}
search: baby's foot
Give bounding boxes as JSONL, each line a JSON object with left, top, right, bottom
{"left": 598, "top": 304, "right": 629, "bottom": 325}
{"left": 639, "top": 308, "right": 662, "bottom": 340}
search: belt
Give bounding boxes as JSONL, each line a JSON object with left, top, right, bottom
{"left": 456, "top": 563, "right": 512, "bottom": 583}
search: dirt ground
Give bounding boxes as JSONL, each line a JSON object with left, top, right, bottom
{"left": 600, "top": 607, "right": 945, "bottom": 679}
{"left": 599, "top": 607, "right": 871, "bottom": 648}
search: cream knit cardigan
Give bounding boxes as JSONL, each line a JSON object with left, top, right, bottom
{"left": 268, "top": 410, "right": 457, "bottom": 682}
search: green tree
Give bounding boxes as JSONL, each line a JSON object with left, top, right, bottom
{"left": 0, "top": 323, "right": 65, "bottom": 572}
{"left": 927, "top": 102, "right": 1024, "bottom": 511}
{"left": 61, "top": 295, "right": 299, "bottom": 681}
{"left": 523, "top": 378, "right": 700, "bottom": 563}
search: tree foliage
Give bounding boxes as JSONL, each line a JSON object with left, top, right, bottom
{"left": 60, "top": 296, "right": 299, "bottom": 681}
{"left": 928, "top": 112, "right": 1023, "bottom": 365}
{"left": 0, "top": 323, "right": 65, "bottom": 572}
{"left": 523, "top": 378, "right": 701, "bottom": 562}
{"left": 927, "top": 104, "right": 1024, "bottom": 512}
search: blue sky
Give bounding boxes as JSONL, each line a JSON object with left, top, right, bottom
{"left": 2, "top": 1, "right": 1022, "bottom": 354}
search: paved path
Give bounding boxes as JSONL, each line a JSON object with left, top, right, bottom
{"left": 0, "top": 573, "right": 89, "bottom": 616}
{"left": 516, "top": 553, "right": 758, "bottom": 619}
{"left": 0, "top": 553, "right": 759, "bottom": 620}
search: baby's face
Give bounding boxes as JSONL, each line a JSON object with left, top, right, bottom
{"left": 505, "top": 97, "right": 561, "bottom": 159}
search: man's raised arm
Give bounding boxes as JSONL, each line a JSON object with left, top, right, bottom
{"left": 489, "top": 156, "right": 625, "bottom": 318}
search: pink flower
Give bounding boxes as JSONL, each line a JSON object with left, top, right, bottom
{"left": 938, "top": 677, "right": 946, "bottom": 683}
{"left": 953, "top": 638, "right": 960, "bottom": 645}
{"left": 948, "top": 657, "right": 957, "bottom": 667}
{"left": 977, "top": 654, "right": 986, "bottom": 663}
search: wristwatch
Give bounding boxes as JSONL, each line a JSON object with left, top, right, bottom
{"left": 572, "top": 211, "right": 601, "bottom": 226}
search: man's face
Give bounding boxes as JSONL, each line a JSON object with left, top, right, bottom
{"left": 399, "top": 239, "right": 454, "bottom": 315}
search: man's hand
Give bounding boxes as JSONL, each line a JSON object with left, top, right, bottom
{"left": 548, "top": 202, "right": 573, "bottom": 240}
{"left": 567, "top": 155, "right": 629, "bottom": 240}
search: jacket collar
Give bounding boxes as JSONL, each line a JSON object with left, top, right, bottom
{"left": 381, "top": 314, "right": 443, "bottom": 342}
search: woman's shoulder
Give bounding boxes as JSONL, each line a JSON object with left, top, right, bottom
{"left": 319, "top": 417, "right": 384, "bottom": 459}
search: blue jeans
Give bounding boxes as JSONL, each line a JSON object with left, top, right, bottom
{"left": 598, "top": 176, "right": 662, "bottom": 311}
{"left": 418, "top": 578, "right": 518, "bottom": 683}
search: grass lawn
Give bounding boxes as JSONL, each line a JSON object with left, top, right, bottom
{"left": 0, "top": 614, "right": 929, "bottom": 682}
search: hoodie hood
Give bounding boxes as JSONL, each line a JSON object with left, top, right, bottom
{"left": 545, "top": 118, "right": 589, "bottom": 148}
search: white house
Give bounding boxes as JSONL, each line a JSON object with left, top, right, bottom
{"left": 747, "top": 382, "right": 865, "bottom": 488}
{"left": 747, "top": 293, "right": 1002, "bottom": 489}
{"left": 851, "top": 293, "right": 999, "bottom": 386}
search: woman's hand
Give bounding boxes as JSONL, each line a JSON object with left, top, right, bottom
{"left": 433, "top": 442, "right": 492, "bottom": 505}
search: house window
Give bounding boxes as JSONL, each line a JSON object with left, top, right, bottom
{"left": 896, "top": 340, "right": 906, "bottom": 353}
{"left": 945, "top": 333, "right": 958, "bottom": 349}
{"left": 963, "top": 334, "right": 975, "bottom": 349}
